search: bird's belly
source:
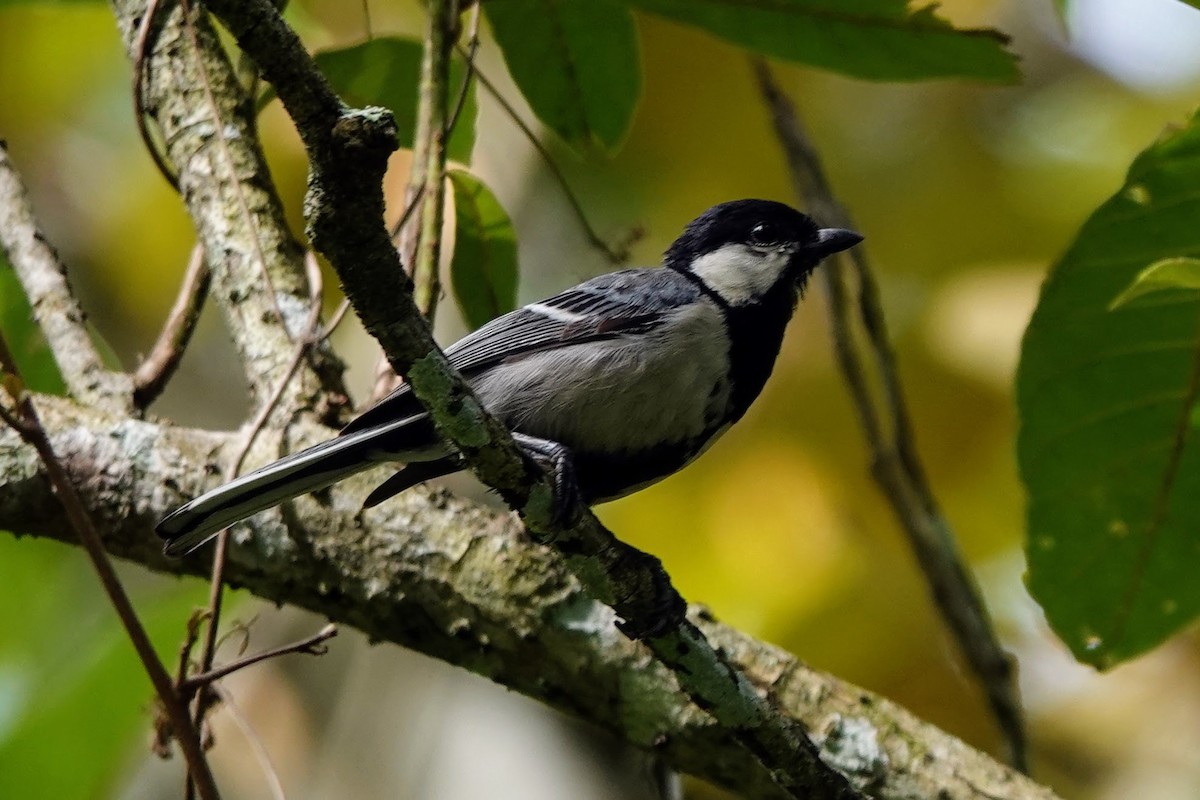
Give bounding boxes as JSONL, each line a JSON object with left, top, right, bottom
{"left": 471, "top": 306, "right": 732, "bottom": 458}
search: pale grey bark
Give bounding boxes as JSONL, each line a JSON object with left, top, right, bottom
{"left": 109, "top": 0, "right": 345, "bottom": 410}
{"left": 0, "top": 145, "right": 132, "bottom": 411}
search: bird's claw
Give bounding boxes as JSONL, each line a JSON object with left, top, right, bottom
{"left": 512, "top": 433, "right": 584, "bottom": 528}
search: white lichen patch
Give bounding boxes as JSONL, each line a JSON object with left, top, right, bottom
{"left": 815, "top": 714, "right": 889, "bottom": 789}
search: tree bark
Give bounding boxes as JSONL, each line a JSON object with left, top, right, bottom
{"left": 0, "top": 396, "right": 1059, "bottom": 800}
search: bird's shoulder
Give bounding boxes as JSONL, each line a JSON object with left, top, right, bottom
{"left": 339, "top": 269, "right": 707, "bottom": 438}
{"left": 548, "top": 266, "right": 704, "bottom": 313}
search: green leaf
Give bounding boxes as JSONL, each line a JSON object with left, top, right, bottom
{"left": 625, "top": 0, "right": 1018, "bottom": 83}
{"left": 0, "top": 259, "right": 65, "bottom": 395}
{"left": 447, "top": 170, "right": 519, "bottom": 330}
{"left": 1017, "top": 109, "right": 1200, "bottom": 669}
{"left": 313, "top": 37, "right": 477, "bottom": 163}
{"left": 1110, "top": 257, "right": 1200, "bottom": 310}
{"left": 0, "top": 537, "right": 208, "bottom": 799}
{"left": 1051, "top": 0, "right": 1069, "bottom": 27}
{"left": 484, "top": 0, "right": 640, "bottom": 151}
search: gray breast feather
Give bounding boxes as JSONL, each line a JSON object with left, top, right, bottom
{"left": 470, "top": 301, "right": 732, "bottom": 454}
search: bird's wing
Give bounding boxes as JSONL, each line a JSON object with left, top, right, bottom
{"left": 341, "top": 268, "right": 697, "bottom": 436}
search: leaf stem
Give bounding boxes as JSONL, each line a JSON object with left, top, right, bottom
{"left": 751, "top": 56, "right": 1027, "bottom": 772}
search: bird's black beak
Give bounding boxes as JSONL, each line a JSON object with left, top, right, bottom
{"left": 811, "top": 227, "right": 863, "bottom": 259}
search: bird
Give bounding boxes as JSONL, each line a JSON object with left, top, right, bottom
{"left": 157, "top": 199, "right": 862, "bottom": 557}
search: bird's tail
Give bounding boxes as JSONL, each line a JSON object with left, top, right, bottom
{"left": 157, "top": 413, "right": 434, "bottom": 557}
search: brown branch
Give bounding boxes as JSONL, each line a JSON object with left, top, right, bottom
{"left": 210, "top": 684, "right": 288, "bottom": 800}
{"left": 0, "top": 339, "right": 220, "bottom": 800}
{"left": 374, "top": 185, "right": 430, "bottom": 402}
{"left": 447, "top": 1, "right": 481, "bottom": 154}
{"left": 750, "top": 57, "right": 1027, "bottom": 772}
{"left": 180, "top": 624, "right": 337, "bottom": 693}
{"left": 0, "top": 143, "right": 131, "bottom": 411}
{"left": 132, "top": 0, "right": 179, "bottom": 190}
{"left": 406, "top": 0, "right": 455, "bottom": 322}
{"left": 373, "top": 1, "right": 468, "bottom": 401}
{"left": 134, "top": 243, "right": 211, "bottom": 409}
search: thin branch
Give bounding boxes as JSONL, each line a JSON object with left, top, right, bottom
{"left": 198, "top": 2, "right": 862, "bottom": 797}
{"left": 405, "top": 0, "right": 456, "bottom": 321}
{"left": 464, "top": 56, "right": 638, "bottom": 264}
{"left": 447, "top": 2, "right": 481, "bottom": 152}
{"left": 192, "top": 251, "right": 326, "bottom": 696}
{"left": 750, "top": 57, "right": 1027, "bottom": 772}
{"left": 132, "top": 0, "right": 180, "bottom": 190}
{"left": 324, "top": 298, "right": 352, "bottom": 337}
{"left": 376, "top": 183, "right": 427, "bottom": 403}
{"left": 0, "top": 336, "right": 220, "bottom": 800}
{"left": 134, "top": 243, "right": 211, "bottom": 409}
{"left": 375, "top": 2, "right": 466, "bottom": 402}
{"left": 180, "top": 624, "right": 337, "bottom": 693}
{"left": 0, "top": 143, "right": 131, "bottom": 411}
{"left": 210, "top": 684, "right": 288, "bottom": 800}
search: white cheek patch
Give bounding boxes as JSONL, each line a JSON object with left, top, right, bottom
{"left": 687, "top": 243, "right": 791, "bottom": 306}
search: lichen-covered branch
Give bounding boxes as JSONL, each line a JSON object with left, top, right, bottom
{"left": 0, "top": 397, "right": 1060, "bottom": 800}
{"left": 110, "top": 0, "right": 346, "bottom": 409}
{"left": 0, "top": 143, "right": 132, "bottom": 411}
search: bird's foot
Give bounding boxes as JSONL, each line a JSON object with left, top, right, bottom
{"left": 512, "top": 432, "right": 584, "bottom": 529}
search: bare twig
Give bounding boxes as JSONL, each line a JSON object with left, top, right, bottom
{"left": 194, "top": 253, "right": 324, "bottom": 672}
{"left": 134, "top": 243, "right": 211, "bottom": 409}
{"left": 210, "top": 684, "right": 288, "bottom": 800}
{"left": 405, "top": 0, "right": 457, "bottom": 322}
{"left": 750, "top": 57, "right": 1027, "bottom": 772}
{"left": 0, "top": 144, "right": 131, "bottom": 411}
{"left": 374, "top": 2, "right": 464, "bottom": 401}
{"left": 180, "top": 624, "right": 337, "bottom": 693}
{"left": 464, "top": 56, "right": 638, "bottom": 264}
{"left": 374, "top": 187, "right": 432, "bottom": 402}
{"left": 132, "top": 0, "right": 179, "bottom": 190}
{"left": 447, "top": 1, "right": 481, "bottom": 155}
{"left": 0, "top": 335, "right": 221, "bottom": 800}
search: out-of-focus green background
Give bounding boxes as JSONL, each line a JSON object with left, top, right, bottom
{"left": 3, "top": 0, "right": 1200, "bottom": 797}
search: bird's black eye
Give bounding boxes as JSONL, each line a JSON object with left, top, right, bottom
{"left": 748, "top": 222, "right": 781, "bottom": 247}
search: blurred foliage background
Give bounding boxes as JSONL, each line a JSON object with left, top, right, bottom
{"left": 3, "top": 0, "right": 1200, "bottom": 798}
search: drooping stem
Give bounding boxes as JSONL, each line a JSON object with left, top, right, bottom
{"left": 751, "top": 57, "right": 1027, "bottom": 772}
